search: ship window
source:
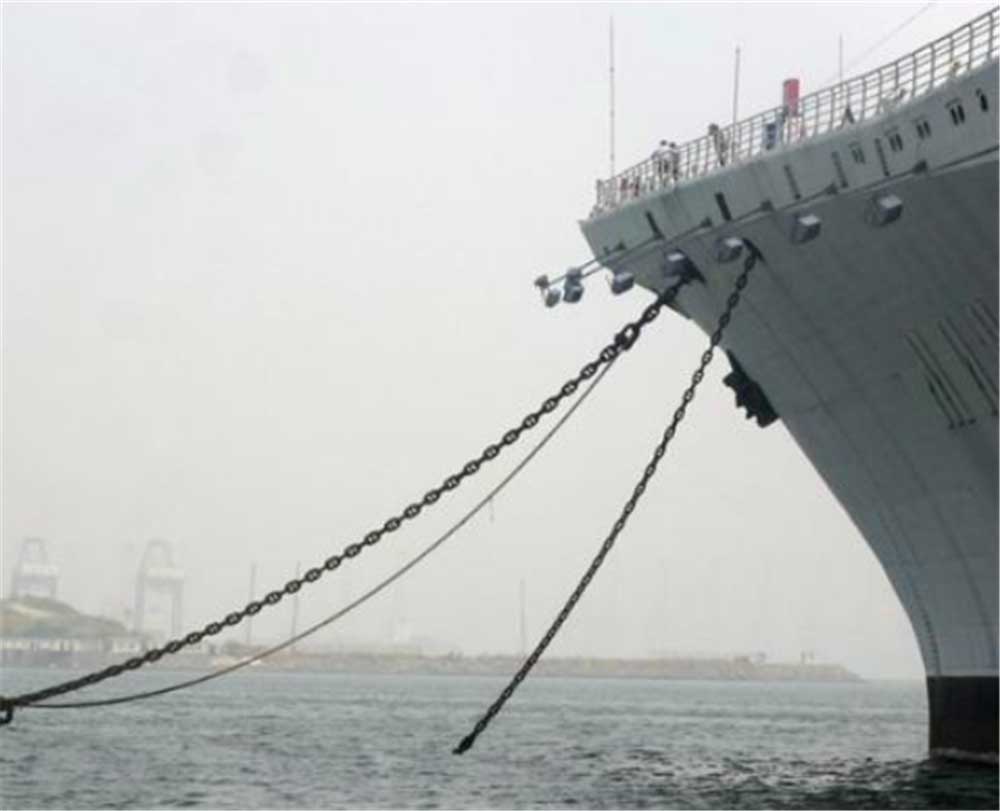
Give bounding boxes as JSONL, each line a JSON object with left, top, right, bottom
{"left": 975, "top": 88, "right": 989, "bottom": 112}
{"left": 947, "top": 100, "right": 966, "bottom": 125}
{"left": 848, "top": 141, "right": 866, "bottom": 164}
{"left": 913, "top": 118, "right": 932, "bottom": 139}
{"left": 714, "top": 192, "right": 733, "bottom": 222}
{"left": 873, "top": 137, "right": 891, "bottom": 177}
{"left": 644, "top": 211, "right": 665, "bottom": 240}
{"left": 782, "top": 165, "right": 802, "bottom": 200}
{"left": 831, "top": 151, "right": 849, "bottom": 188}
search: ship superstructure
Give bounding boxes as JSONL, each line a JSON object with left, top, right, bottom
{"left": 579, "top": 10, "right": 998, "bottom": 763}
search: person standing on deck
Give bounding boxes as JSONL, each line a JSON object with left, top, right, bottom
{"left": 708, "top": 123, "right": 728, "bottom": 166}
{"left": 652, "top": 139, "right": 671, "bottom": 186}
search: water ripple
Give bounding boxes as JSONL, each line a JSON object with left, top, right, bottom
{"left": 0, "top": 670, "right": 995, "bottom": 809}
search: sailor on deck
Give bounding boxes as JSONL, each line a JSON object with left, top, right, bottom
{"left": 652, "top": 140, "right": 672, "bottom": 185}
{"left": 653, "top": 140, "right": 681, "bottom": 185}
{"left": 709, "top": 123, "right": 729, "bottom": 166}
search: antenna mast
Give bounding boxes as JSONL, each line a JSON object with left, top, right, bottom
{"left": 732, "top": 46, "right": 741, "bottom": 121}
{"left": 731, "top": 46, "right": 741, "bottom": 162}
{"left": 609, "top": 17, "right": 616, "bottom": 177}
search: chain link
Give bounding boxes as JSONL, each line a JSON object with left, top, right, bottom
{"left": 0, "top": 269, "right": 699, "bottom": 725}
{"left": 454, "top": 245, "right": 760, "bottom": 755}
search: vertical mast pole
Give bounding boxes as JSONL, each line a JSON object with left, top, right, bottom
{"left": 838, "top": 35, "right": 845, "bottom": 121}
{"left": 610, "top": 16, "right": 616, "bottom": 178}
{"left": 731, "top": 46, "right": 741, "bottom": 162}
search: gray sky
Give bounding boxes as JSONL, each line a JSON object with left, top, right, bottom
{"left": 3, "top": 2, "right": 991, "bottom": 679}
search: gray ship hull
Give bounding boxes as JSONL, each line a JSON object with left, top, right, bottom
{"left": 582, "top": 57, "right": 998, "bottom": 763}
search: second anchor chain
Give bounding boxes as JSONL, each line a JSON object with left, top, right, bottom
{"left": 454, "top": 243, "right": 761, "bottom": 755}
{"left": 0, "top": 268, "right": 699, "bottom": 722}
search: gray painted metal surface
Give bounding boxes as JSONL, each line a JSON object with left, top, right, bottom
{"left": 581, "top": 54, "right": 999, "bottom": 760}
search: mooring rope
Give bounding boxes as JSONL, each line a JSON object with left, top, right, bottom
{"left": 454, "top": 243, "right": 761, "bottom": 755}
{"left": 0, "top": 264, "right": 699, "bottom": 725}
{"left": 27, "top": 360, "right": 617, "bottom": 710}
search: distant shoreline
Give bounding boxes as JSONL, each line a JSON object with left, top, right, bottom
{"left": 1, "top": 596, "right": 863, "bottom": 683}
{"left": 0, "top": 648, "right": 862, "bottom": 683}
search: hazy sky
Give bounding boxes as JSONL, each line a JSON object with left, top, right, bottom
{"left": 3, "top": 2, "right": 992, "bottom": 679}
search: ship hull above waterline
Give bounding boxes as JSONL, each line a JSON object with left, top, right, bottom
{"left": 581, "top": 60, "right": 999, "bottom": 763}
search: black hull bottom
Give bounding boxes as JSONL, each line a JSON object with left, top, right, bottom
{"left": 927, "top": 676, "right": 999, "bottom": 764}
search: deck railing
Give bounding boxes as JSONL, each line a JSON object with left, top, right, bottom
{"left": 592, "top": 8, "right": 998, "bottom": 215}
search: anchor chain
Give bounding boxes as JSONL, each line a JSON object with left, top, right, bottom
{"left": 0, "top": 268, "right": 699, "bottom": 726}
{"left": 20, "top": 360, "right": 619, "bottom": 713}
{"left": 454, "top": 243, "right": 761, "bottom": 755}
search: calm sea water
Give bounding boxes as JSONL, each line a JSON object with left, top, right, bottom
{"left": 0, "top": 667, "right": 996, "bottom": 809}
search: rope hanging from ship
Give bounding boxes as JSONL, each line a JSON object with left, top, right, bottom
{"left": 20, "top": 358, "right": 619, "bottom": 712}
{"left": 0, "top": 240, "right": 762, "bottom": 743}
{"left": 0, "top": 233, "right": 694, "bottom": 727}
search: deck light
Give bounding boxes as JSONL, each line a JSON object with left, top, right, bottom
{"left": 866, "top": 193, "right": 903, "bottom": 227}
{"left": 715, "top": 236, "right": 744, "bottom": 264}
{"left": 563, "top": 280, "right": 584, "bottom": 303}
{"left": 562, "top": 267, "right": 585, "bottom": 302}
{"left": 791, "top": 213, "right": 822, "bottom": 244}
{"left": 534, "top": 273, "right": 561, "bottom": 307}
{"left": 609, "top": 270, "right": 635, "bottom": 295}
